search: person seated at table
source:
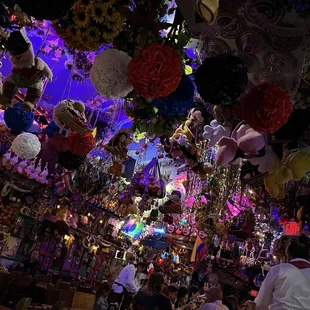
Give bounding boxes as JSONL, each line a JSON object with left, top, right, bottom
{"left": 166, "top": 284, "right": 178, "bottom": 307}
{"left": 135, "top": 262, "right": 148, "bottom": 290}
{"left": 200, "top": 287, "right": 229, "bottom": 310}
{"left": 23, "top": 249, "right": 41, "bottom": 277}
{"left": 175, "top": 286, "right": 193, "bottom": 310}
{"left": 132, "top": 272, "right": 172, "bottom": 310}
{"left": 94, "top": 281, "right": 110, "bottom": 310}
{"left": 188, "top": 285, "right": 201, "bottom": 308}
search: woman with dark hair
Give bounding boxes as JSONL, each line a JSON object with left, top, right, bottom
{"left": 23, "top": 249, "right": 41, "bottom": 276}
{"left": 132, "top": 272, "right": 172, "bottom": 310}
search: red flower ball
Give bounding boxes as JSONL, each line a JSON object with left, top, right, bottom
{"left": 68, "top": 132, "right": 95, "bottom": 156}
{"left": 241, "top": 83, "right": 292, "bottom": 133}
{"left": 128, "top": 44, "right": 182, "bottom": 99}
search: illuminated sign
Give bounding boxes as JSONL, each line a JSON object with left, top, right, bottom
{"left": 283, "top": 221, "right": 300, "bottom": 236}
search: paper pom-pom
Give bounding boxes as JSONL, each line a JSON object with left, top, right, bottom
{"left": 4, "top": 103, "right": 34, "bottom": 133}
{"left": 57, "top": 151, "right": 86, "bottom": 170}
{"left": 90, "top": 49, "right": 133, "bottom": 98}
{"left": 46, "top": 121, "right": 66, "bottom": 139}
{"left": 11, "top": 133, "right": 41, "bottom": 159}
{"left": 241, "top": 83, "right": 293, "bottom": 133}
{"left": 152, "top": 75, "right": 194, "bottom": 117}
{"left": 128, "top": 44, "right": 182, "bottom": 99}
{"left": 195, "top": 54, "right": 248, "bottom": 104}
{"left": 68, "top": 132, "right": 95, "bottom": 156}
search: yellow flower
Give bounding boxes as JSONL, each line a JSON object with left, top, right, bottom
{"left": 91, "top": 3, "right": 107, "bottom": 23}
{"left": 65, "top": 26, "right": 77, "bottom": 38}
{"left": 73, "top": 8, "right": 89, "bottom": 28}
{"left": 77, "top": 27, "right": 89, "bottom": 40}
{"left": 103, "top": 27, "right": 118, "bottom": 42}
{"left": 88, "top": 27, "right": 101, "bottom": 43}
{"left": 76, "top": 0, "right": 92, "bottom": 6}
{"left": 104, "top": 8, "right": 120, "bottom": 23}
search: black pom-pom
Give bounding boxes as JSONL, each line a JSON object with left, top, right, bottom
{"left": 57, "top": 151, "right": 86, "bottom": 171}
{"left": 15, "top": 0, "right": 74, "bottom": 21}
{"left": 195, "top": 54, "right": 248, "bottom": 105}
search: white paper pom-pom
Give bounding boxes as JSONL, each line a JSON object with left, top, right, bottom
{"left": 90, "top": 49, "right": 133, "bottom": 99}
{"left": 12, "top": 133, "right": 41, "bottom": 160}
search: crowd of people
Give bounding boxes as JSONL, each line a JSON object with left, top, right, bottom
{"left": 92, "top": 239, "right": 310, "bottom": 310}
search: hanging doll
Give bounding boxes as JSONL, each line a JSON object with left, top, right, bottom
{"left": 0, "top": 29, "right": 53, "bottom": 112}
{"left": 159, "top": 190, "right": 182, "bottom": 214}
{"left": 103, "top": 129, "right": 132, "bottom": 161}
{"left": 162, "top": 104, "right": 212, "bottom": 179}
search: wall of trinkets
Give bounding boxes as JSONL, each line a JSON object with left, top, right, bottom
{"left": 0, "top": 0, "right": 309, "bottom": 293}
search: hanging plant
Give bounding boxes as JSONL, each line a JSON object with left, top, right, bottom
{"left": 53, "top": 0, "right": 125, "bottom": 51}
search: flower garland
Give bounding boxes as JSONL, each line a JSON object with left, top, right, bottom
{"left": 53, "top": 0, "right": 125, "bottom": 51}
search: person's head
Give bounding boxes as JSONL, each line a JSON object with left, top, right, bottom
{"left": 147, "top": 272, "right": 164, "bottom": 294}
{"left": 30, "top": 249, "right": 39, "bottom": 262}
{"left": 206, "top": 287, "right": 223, "bottom": 303}
{"left": 137, "top": 262, "right": 145, "bottom": 273}
{"left": 207, "top": 273, "right": 219, "bottom": 287}
{"left": 177, "top": 286, "right": 189, "bottom": 304}
{"left": 167, "top": 285, "right": 178, "bottom": 303}
{"left": 286, "top": 240, "right": 309, "bottom": 261}
{"left": 129, "top": 256, "right": 136, "bottom": 265}
{"left": 96, "top": 281, "right": 110, "bottom": 299}
{"left": 188, "top": 285, "right": 200, "bottom": 300}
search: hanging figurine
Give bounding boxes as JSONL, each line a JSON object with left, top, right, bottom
{"left": 103, "top": 129, "right": 133, "bottom": 161}
{"left": 0, "top": 29, "right": 53, "bottom": 112}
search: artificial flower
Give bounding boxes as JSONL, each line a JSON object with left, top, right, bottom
{"left": 88, "top": 27, "right": 101, "bottom": 43}
{"left": 73, "top": 8, "right": 89, "bottom": 28}
{"left": 91, "top": 3, "right": 107, "bottom": 23}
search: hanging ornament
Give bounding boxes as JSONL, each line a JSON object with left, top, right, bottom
{"left": 11, "top": 132, "right": 41, "bottom": 159}
{"left": 53, "top": 99, "right": 90, "bottom": 134}
{"left": 152, "top": 75, "right": 195, "bottom": 117}
{"left": 68, "top": 132, "right": 95, "bottom": 156}
{"left": 128, "top": 44, "right": 182, "bottom": 99}
{"left": 195, "top": 54, "right": 248, "bottom": 105}
{"left": 90, "top": 49, "right": 133, "bottom": 98}
{"left": 4, "top": 103, "right": 34, "bottom": 133}
{"left": 241, "top": 83, "right": 292, "bottom": 133}
{"left": 46, "top": 121, "right": 66, "bottom": 139}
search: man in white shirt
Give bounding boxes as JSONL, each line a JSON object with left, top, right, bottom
{"left": 111, "top": 258, "right": 139, "bottom": 310}
{"left": 112, "top": 258, "right": 139, "bottom": 294}
{"left": 201, "top": 287, "right": 229, "bottom": 310}
{"left": 255, "top": 240, "right": 310, "bottom": 310}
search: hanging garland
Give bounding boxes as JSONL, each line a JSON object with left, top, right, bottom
{"left": 53, "top": 0, "right": 125, "bottom": 51}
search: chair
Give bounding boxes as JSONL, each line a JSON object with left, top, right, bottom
{"left": 52, "top": 301, "right": 64, "bottom": 310}
{"left": 15, "top": 298, "right": 32, "bottom": 310}
{"left": 36, "top": 274, "right": 51, "bottom": 284}
{"left": 46, "top": 284, "right": 74, "bottom": 308}
{"left": 107, "top": 303, "right": 119, "bottom": 310}
{"left": 51, "top": 274, "right": 61, "bottom": 285}
{"left": 55, "top": 280, "right": 71, "bottom": 291}
{"left": 0, "top": 273, "right": 10, "bottom": 303}
{"left": 28, "top": 300, "right": 64, "bottom": 310}
{"left": 5, "top": 276, "right": 36, "bottom": 306}
{"left": 71, "top": 292, "right": 96, "bottom": 310}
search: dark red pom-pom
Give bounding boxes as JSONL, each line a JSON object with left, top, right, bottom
{"left": 241, "top": 83, "right": 293, "bottom": 133}
{"left": 68, "top": 132, "right": 95, "bottom": 156}
{"left": 128, "top": 44, "right": 182, "bottom": 99}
